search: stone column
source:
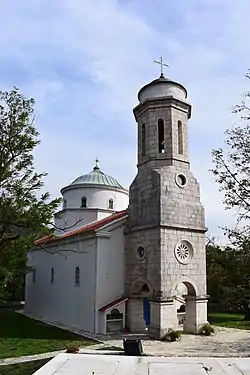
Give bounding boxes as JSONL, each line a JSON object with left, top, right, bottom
{"left": 149, "top": 299, "right": 178, "bottom": 339}
{"left": 184, "top": 296, "right": 208, "bottom": 334}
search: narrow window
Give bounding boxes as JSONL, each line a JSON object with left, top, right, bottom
{"left": 108, "top": 198, "right": 114, "bottom": 209}
{"left": 75, "top": 267, "right": 80, "bottom": 286}
{"left": 178, "top": 121, "right": 183, "bottom": 154}
{"left": 141, "top": 123, "right": 146, "bottom": 156}
{"left": 63, "top": 199, "right": 67, "bottom": 209}
{"left": 50, "top": 267, "right": 55, "bottom": 284}
{"left": 158, "top": 119, "right": 164, "bottom": 153}
{"left": 32, "top": 269, "right": 36, "bottom": 283}
{"left": 81, "top": 196, "right": 87, "bottom": 208}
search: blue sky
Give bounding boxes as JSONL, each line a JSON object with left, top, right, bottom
{"left": 1, "top": 0, "right": 250, "bottom": 242}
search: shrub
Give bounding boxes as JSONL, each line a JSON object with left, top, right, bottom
{"left": 198, "top": 323, "right": 214, "bottom": 336}
{"left": 66, "top": 346, "right": 80, "bottom": 353}
{"left": 161, "top": 329, "right": 181, "bottom": 342}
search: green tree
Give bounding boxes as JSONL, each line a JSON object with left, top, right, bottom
{"left": 211, "top": 70, "right": 250, "bottom": 243}
{"left": 211, "top": 72, "right": 250, "bottom": 316}
{"left": 0, "top": 87, "right": 60, "bottom": 302}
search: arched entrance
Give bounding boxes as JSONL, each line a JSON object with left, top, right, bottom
{"left": 173, "top": 280, "right": 198, "bottom": 334}
{"left": 127, "top": 280, "right": 152, "bottom": 333}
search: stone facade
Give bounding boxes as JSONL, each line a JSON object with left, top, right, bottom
{"left": 125, "top": 75, "right": 208, "bottom": 338}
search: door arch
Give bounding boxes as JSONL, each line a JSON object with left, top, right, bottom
{"left": 172, "top": 280, "right": 198, "bottom": 333}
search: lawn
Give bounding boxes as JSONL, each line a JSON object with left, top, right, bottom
{"left": 0, "top": 310, "right": 96, "bottom": 359}
{"left": 0, "top": 359, "right": 50, "bottom": 375}
{"left": 208, "top": 312, "right": 250, "bottom": 329}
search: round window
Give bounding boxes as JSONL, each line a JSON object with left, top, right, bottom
{"left": 137, "top": 246, "right": 146, "bottom": 260}
{"left": 174, "top": 240, "right": 193, "bottom": 265}
{"left": 175, "top": 173, "right": 187, "bottom": 188}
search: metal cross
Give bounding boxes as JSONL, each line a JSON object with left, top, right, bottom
{"left": 154, "top": 56, "right": 169, "bottom": 76}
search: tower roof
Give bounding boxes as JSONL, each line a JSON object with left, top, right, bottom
{"left": 137, "top": 74, "right": 188, "bottom": 103}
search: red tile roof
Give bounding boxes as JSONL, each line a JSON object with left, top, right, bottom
{"left": 35, "top": 210, "right": 127, "bottom": 246}
{"left": 99, "top": 297, "right": 128, "bottom": 312}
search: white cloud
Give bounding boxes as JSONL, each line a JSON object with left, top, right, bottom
{"left": 1, "top": 0, "right": 250, "bottom": 242}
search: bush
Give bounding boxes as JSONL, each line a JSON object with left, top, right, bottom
{"left": 161, "top": 329, "right": 181, "bottom": 342}
{"left": 198, "top": 323, "right": 214, "bottom": 336}
{"left": 66, "top": 345, "right": 80, "bottom": 353}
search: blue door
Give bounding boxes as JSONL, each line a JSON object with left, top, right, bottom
{"left": 143, "top": 297, "right": 150, "bottom": 326}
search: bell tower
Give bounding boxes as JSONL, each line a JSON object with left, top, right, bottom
{"left": 124, "top": 63, "right": 208, "bottom": 338}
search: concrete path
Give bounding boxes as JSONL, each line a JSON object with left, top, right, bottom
{"left": 32, "top": 353, "right": 250, "bottom": 375}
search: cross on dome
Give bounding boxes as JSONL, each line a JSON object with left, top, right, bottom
{"left": 93, "top": 157, "right": 100, "bottom": 171}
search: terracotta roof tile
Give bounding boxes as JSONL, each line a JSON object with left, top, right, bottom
{"left": 99, "top": 297, "right": 128, "bottom": 312}
{"left": 35, "top": 210, "right": 127, "bottom": 246}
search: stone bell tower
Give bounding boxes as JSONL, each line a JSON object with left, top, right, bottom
{"left": 124, "top": 66, "right": 208, "bottom": 338}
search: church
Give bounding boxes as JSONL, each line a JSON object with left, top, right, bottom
{"left": 25, "top": 67, "right": 208, "bottom": 339}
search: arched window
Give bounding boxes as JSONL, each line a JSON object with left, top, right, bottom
{"left": 107, "top": 308, "right": 123, "bottom": 320}
{"left": 158, "top": 119, "right": 165, "bottom": 153}
{"left": 63, "top": 199, "right": 67, "bottom": 209}
{"left": 75, "top": 267, "right": 80, "bottom": 286}
{"left": 108, "top": 198, "right": 114, "bottom": 209}
{"left": 141, "top": 283, "right": 150, "bottom": 293}
{"left": 81, "top": 196, "right": 87, "bottom": 208}
{"left": 141, "top": 123, "right": 146, "bottom": 156}
{"left": 178, "top": 121, "right": 183, "bottom": 154}
{"left": 50, "top": 267, "right": 55, "bottom": 284}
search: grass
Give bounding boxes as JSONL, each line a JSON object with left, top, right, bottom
{"left": 208, "top": 312, "right": 250, "bottom": 330}
{"left": 0, "top": 359, "right": 50, "bottom": 375}
{"left": 0, "top": 310, "right": 96, "bottom": 359}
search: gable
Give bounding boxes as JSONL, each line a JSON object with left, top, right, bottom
{"left": 35, "top": 210, "right": 127, "bottom": 246}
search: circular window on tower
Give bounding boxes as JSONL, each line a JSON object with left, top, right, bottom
{"left": 174, "top": 240, "right": 193, "bottom": 265}
{"left": 137, "top": 246, "right": 146, "bottom": 260}
{"left": 175, "top": 173, "right": 187, "bottom": 188}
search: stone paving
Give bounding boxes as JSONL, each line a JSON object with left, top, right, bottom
{"left": 95, "top": 326, "right": 250, "bottom": 357}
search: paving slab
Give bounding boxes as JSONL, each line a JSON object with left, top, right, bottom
{"left": 32, "top": 353, "right": 250, "bottom": 375}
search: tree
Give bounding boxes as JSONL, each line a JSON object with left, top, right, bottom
{"left": 211, "top": 70, "right": 250, "bottom": 243}
{"left": 211, "top": 71, "right": 250, "bottom": 317}
{"left": 0, "top": 87, "right": 60, "bottom": 302}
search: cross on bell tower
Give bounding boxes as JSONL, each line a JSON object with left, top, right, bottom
{"left": 154, "top": 56, "right": 169, "bottom": 77}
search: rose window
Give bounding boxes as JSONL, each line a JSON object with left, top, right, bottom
{"left": 137, "top": 246, "right": 146, "bottom": 260}
{"left": 175, "top": 240, "right": 193, "bottom": 264}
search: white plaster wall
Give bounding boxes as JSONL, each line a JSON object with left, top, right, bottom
{"left": 139, "top": 82, "right": 187, "bottom": 103}
{"left": 62, "top": 187, "right": 129, "bottom": 211}
{"left": 95, "top": 224, "right": 125, "bottom": 333}
{"left": 25, "top": 237, "right": 97, "bottom": 333}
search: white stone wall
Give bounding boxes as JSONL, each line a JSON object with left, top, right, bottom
{"left": 25, "top": 237, "right": 97, "bottom": 333}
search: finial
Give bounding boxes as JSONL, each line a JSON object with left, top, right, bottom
{"left": 154, "top": 56, "right": 169, "bottom": 77}
{"left": 93, "top": 156, "right": 100, "bottom": 171}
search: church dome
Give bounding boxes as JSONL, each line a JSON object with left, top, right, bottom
{"left": 138, "top": 73, "right": 188, "bottom": 103}
{"left": 70, "top": 160, "right": 125, "bottom": 190}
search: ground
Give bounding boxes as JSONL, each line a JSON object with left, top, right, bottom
{"left": 0, "top": 310, "right": 96, "bottom": 359}
{"left": 0, "top": 359, "right": 50, "bottom": 375}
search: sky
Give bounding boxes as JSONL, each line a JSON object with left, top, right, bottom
{"left": 1, "top": 0, "right": 250, "bottom": 243}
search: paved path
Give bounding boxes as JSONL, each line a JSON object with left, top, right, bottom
{"left": 96, "top": 326, "right": 250, "bottom": 357}
{"left": 2, "top": 326, "right": 250, "bottom": 368}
